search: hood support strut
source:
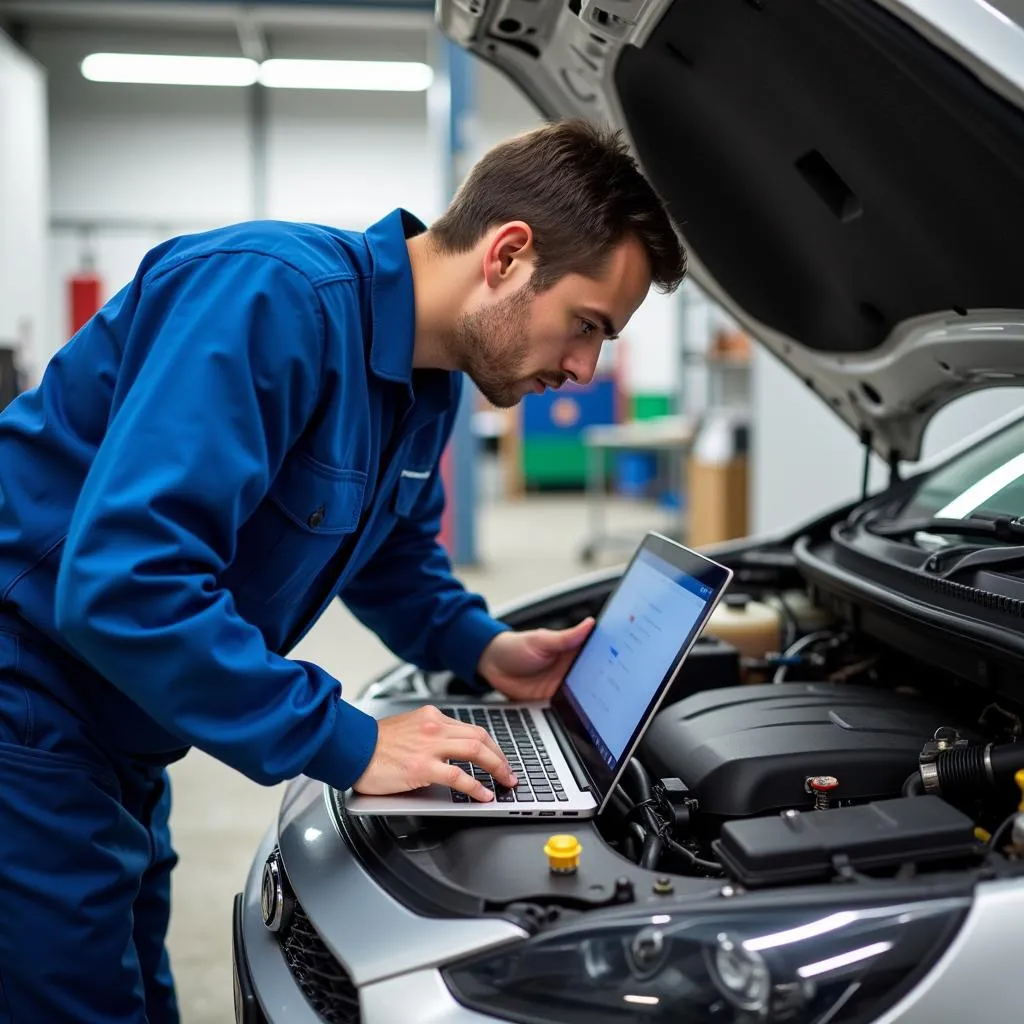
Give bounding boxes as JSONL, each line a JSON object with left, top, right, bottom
{"left": 861, "top": 429, "right": 902, "bottom": 501}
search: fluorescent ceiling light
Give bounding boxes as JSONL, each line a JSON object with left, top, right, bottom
{"left": 81, "top": 53, "right": 258, "bottom": 87}
{"left": 258, "top": 59, "right": 433, "bottom": 92}
{"left": 80, "top": 54, "right": 434, "bottom": 92}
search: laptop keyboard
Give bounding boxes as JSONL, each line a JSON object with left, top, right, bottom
{"left": 439, "top": 706, "right": 568, "bottom": 804}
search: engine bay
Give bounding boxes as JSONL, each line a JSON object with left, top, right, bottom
{"left": 338, "top": 535, "right": 1024, "bottom": 927}
{"left": 640, "top": 682, "right": 976, "bottom": 824}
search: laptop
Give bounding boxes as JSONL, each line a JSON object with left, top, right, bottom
{"left": 344, "top": 532, "right": 733, "bottom": 819}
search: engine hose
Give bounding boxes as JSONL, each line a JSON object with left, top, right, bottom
{"left": 640, "top": 830, "right": 664, "bottom": 870}
{"left": 625, "top": 757, "right": 654, "bottom": 805}
{"left": 637, "top": 802, "right": 671, "bottom": 871}
{"left": 662, "top": 834, "right": 722, "bottom": 875}
{"left": 622, "top": 822, "right": 646, "bottom": 864}
{"left": 922, "top": 741, "right": 1024, "bottom": 800}
{"left": 608, "top": 787, "right": 634, "bottom": 821}
{"left": 902, "top": 771, "right": 924, "bottom": 797}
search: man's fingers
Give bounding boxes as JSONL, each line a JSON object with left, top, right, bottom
{"left": 447, "top": 724, "right": 514, "bottom": 780}
{"left": 436, "top": 761, "right": 494, "bottom": 802}
{"left": 444, "top": 738, "right": 518, "bottom": 787}
{"left": 538, "top": 617, "right": 595, "bottom": 652}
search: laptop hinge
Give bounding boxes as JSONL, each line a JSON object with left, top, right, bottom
{"left": 543, "top": 708, "right": 592, "bottom": 793}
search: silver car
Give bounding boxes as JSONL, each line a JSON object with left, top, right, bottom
{"left": 233, "top": 0, "right": 1024, "bottom": 1020}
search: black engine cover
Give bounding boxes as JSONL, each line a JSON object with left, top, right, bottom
{"left": 639, "top": 682, "right": 966, "bottom": 820}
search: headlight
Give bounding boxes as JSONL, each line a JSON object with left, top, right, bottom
{"left": 442, "top": 894, "right": 969, "bottom": 1023}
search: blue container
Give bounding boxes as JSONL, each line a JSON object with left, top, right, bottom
{"left": 521, "top": 379, "right": 616, "bottom": 439}
{"left": 616, "top": 452, "right": 657, "bottom": 496}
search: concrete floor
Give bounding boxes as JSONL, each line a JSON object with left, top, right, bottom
{"left": 165, "top": 492, "right": 670, "bottom": 1023}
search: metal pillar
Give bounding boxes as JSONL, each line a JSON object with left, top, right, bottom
{"left": 430, "top": 33, "right": 479, "bottom": 566}
{"left": 239, "top": 14, "right": 268, "bottom": 220}
{"left": 249, "top": 82, "right": 268, "bottom": 219}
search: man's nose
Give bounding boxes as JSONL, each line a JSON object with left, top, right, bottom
{"left": 561, "top": 346, "right": 600, "bottom": 387}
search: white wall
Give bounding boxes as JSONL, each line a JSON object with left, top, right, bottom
{"left": 471, "top": 52, "right": 541, "bottom": 153}
{"left": 265, "top": 88, "right": 436, "bottom": 224}
{"left": 618, "top": 292, "right": 680, "bottom": 396}
{"left": 0, "top": 30, "right": 48, "bottom": 385}
{"left": 751, "top": 346, "right": 1024, "bottom": 534}
{"left": 31, "top": 23, "right": 440, "bottom": 359}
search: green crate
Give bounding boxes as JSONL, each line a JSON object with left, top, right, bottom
{"left": 631, "top": 393, "right": 674, "bottom": 420}
{"left": 522, "top": 438, "right": 616, "bottom": 489}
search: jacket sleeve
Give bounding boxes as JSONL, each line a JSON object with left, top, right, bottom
{"left": 55, "top": 251, "right": 378, "bottom": 790}
{"left": 340, "top": 401, "right": 510, "bottom": 690}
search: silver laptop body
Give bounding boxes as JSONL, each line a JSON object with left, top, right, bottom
{"left": 343, "top": 532, "right": 733, "bottom": 820}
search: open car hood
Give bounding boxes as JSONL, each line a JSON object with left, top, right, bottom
{"left": 438, "top": 0, "right": 1024, "bottom": 463}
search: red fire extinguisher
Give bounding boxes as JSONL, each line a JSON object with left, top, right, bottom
{"left": 69, "top": 232, "right": 102, "bottom": 338}
{"left": 68, "top": 269, "right": 102, "bottom": 337}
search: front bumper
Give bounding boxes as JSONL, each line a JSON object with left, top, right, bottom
{"left": 233, "top": 870, "right": 496, "bottom": 1024}
{"left": 234, "top": 825, "right": 323, "bottom": 1024}
{"left": 232, "top": 893, "right": 267, "bottom": 1024}
{"left": 233, "top": 780, "right": 525, "bottom": 1024}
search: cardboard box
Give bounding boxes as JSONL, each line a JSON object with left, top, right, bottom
{"left": 686, "top": 455, "right": 749, "bottom": 547}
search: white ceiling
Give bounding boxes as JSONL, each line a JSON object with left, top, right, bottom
{"left": 0, "top": 1, "right": 434, "bottom": 38}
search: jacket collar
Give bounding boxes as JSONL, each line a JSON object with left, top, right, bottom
{"left": 364, "top": 208, "right": 459, "bottom": 419}
{"left": 365, "top": 208, "right": 426, "bottom": 386}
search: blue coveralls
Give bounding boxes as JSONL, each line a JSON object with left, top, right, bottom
{"left": 0, "top": 208, "right": 507, "bottom": 1022}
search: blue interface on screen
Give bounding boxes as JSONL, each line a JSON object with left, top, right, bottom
{"left": 562, "top": 549, "right": 714, "bottom": 769}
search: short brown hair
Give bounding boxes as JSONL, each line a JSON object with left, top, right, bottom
{"left": 430, "top": 119, "right": 686, "bottom": 293}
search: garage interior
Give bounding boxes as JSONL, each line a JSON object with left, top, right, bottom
{"left": 3, "top": 1, "right": 1024, "bottom": 1022}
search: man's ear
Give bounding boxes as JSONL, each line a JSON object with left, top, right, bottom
{"left": 482, "top": 221, "right": 534, "bottom": 290}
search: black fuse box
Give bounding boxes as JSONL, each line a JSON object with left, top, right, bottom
{"left": 712, "top": 796, "right": 981, "bottom": 888}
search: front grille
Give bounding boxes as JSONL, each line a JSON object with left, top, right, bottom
{"left": 279, "top": 905, "right": 361, "bottom": 1024}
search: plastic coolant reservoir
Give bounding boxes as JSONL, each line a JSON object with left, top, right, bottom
{"left": 706, "top": 591, "right": 832, "bottom": 663}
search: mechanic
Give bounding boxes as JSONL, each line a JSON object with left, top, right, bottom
{"left": 0, "top": 119, "right": 685, "bottom": 1023}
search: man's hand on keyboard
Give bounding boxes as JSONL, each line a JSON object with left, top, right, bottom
{"left": 351, "top": 705, "right": 518, "bottom": 802}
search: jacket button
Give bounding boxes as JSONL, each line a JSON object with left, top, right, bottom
{"left": 308, "top": 506, "right": 325, "bottom": 528}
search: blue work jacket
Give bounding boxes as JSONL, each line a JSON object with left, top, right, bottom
{"left": 0, "top": 209, "right": 507, "bottom": 790}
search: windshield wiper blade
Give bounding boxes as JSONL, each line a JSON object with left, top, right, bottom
{"left": 869, "top": 515, "right": 1024, "bottom": 542}
{"left": 925, "top": 543, "right": 1024, "bottom": 581}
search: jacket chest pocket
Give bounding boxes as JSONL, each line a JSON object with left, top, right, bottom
{"left": 226, "top": 456, "right": 367, "bottom": 606}
{"left": 393, "top": 468, "right": 433, "bottom": 519}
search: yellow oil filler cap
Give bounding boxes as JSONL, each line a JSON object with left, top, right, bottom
{"left": 1016, "top": 770, "right": 1024, "bottom": 812}
{"left": 544, "top": 834, "right": 582, "bottom": 874}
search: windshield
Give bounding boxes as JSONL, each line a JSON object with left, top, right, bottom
{"left": 988, "top": 0, "right": 1024, "bottom": 30}
{"left": 903, "top": 416, "right": 1024, "bottom": 522}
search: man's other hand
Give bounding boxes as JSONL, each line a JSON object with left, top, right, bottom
{"left": 477, "top": 618, "right": 595, "bottom": 702}
{"left": 352, "top": 705, "right": 517, "bottom": 802}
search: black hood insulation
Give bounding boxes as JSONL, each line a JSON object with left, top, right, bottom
{"left": 616, "top": 0, "right": 1024, "bottom": 353}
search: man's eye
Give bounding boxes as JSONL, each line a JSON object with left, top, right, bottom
{"left": 578, "top": 319, "right": 597, "bottom": 338}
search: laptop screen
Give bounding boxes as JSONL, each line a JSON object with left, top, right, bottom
{"left": 551, "top": 534, "right": 731, "bottom": 806}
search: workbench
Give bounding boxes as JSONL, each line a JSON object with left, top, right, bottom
{"left": 578, "top": 414, "right": 697, "bottom": 563}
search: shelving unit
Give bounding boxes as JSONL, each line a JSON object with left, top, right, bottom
{"left": 677, "top": 282, "right": 752, "bottom": 415}
{"left": 676, "top": 284, "right": 753, "bottom": 546}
